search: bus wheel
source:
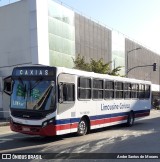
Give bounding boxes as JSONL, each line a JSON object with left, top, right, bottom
{"left": 77, "top": 118, "right": 88, "bottom": 136}
{"left": 126, "top": 112, "right": 134, "bottom": 127}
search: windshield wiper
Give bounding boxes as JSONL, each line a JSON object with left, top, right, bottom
{"left": 33, "top": 85, "right": 53, "bottom": 110}
{"left": 18, "top": 77, "right": 25, "bottom": 87}
{"left": 30, "top": 77, "right": 43, "bottom": 91}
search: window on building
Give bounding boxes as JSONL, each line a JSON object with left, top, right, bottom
{"left": 92, "top": 79, "right": 103, "bottom": 99}
{"left": 78, "top": 77, "right": 91, "bottom": 99}
{"left": 104, "top": 81, "right": 114, "bottom": 99}
{"left": 115, "top": 82, "right": 123, "bottom": 99}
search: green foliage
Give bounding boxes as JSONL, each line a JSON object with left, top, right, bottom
{"left": 108, "top": 66, "right": 123, "bottom": 76}
{"left": 90, "top": 58, "right": 111, "bottom": 74}
{"left": 72, "top": 55, "right": 91, "bottom": 71}
{"left": 73, "top": 54, "right": 122, "bottom": 76}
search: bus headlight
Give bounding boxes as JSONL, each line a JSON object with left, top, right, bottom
{"left": 42, "top": 118, "right": 55, "bottom": 127}
{"left": 42, "top": 121, "right": 47, "bottom": 127}
{"left": 48, "top": 119, "right": 54, "bottom": 123}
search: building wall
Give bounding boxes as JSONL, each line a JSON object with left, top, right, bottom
{"left": 125, "top": 38, "right": 160, "bottom": 84}
{"left": 0, "top": 0, "right": 32, "bottom": 118}
{"left": 0, "top": 0, "right": 46, "bottom": 118}
{"left": 75, "top": 13, "right": 112, "bottom": 64}
{"left": 48, "top": 0, "right": 75, "bottom": 68}
{"left": 0, "top": 1, "right": 31, "bottom": 68}
{"left": 112, "top": 31, "right": 125, "bottom": 75}
{"left": 36, "top": 0, "right": 49, "bottom": 65}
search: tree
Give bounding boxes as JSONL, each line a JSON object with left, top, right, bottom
{"left": 108, "top": 66, "right": 123, "bottom": 76}
{"left": 72, "top": 55, "right": 91, "bottom": 71}
{"left": 73, "top": 55, "right": 122, "bottom": 76}
{"left": 90, "top": 58, "right": 111, "bottom": 74}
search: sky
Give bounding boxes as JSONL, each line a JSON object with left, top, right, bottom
{"left": 1, "top": 0, "right": 160, "bottom": 54}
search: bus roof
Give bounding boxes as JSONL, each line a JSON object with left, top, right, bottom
{"left": 12, "top": 65, "right": 151, "bottom": 84}
{"left": 56, "top": 66, "right": 151, "bottom": 84}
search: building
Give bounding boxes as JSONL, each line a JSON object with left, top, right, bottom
{"left": 0, "top": 0, "right": 159, "bottom": 118}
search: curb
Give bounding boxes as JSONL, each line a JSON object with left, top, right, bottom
{"left": 0, "top": 122, "right": 10, "bottom": 127}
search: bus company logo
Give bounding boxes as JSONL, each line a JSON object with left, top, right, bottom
{"left": 17, "top": 69, "right": 49, "bottom": 76}
{"left": 101, "top": 103, "right": 130, "bottom": 111}
{"left": 2, "top": 154, "right": 11, "bottom": 159}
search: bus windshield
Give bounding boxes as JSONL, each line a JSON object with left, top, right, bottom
{"left": 11, "top": 79, "right": 55, "bottom": 111}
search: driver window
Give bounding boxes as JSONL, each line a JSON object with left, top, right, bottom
{"left": 63, "top": 83, "right": 75, "bottom": 102}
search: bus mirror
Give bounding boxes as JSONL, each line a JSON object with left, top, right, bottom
{"left": 3, "top": 76, "right": 13, "bottom": 96}
{"left": 59, "top": 83, "right": 63, "bottom": 103}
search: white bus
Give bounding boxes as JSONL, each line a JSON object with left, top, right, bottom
{"left": 4, "top": 66, "right": 151, "bottom": 136}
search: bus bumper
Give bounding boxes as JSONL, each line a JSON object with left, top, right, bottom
{"left": 10, "top": 121, "right": 56, "bottom": 136}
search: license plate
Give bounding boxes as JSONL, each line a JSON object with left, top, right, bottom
{"left": 22, "top": 127, "right": 30, "bottom": 131}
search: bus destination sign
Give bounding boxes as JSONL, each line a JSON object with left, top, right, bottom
{"left": 13, "top": 67, "right": 55, "bottom": 77}
{"left": 17, "top": 69, "right": 49, "bottom": 76}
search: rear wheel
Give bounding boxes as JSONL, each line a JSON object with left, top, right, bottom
{"left": 126, "top": 112, "right": 134, "bottom": 127}
{"left": 77, "top": 118, "right": 88, "bottom": 136}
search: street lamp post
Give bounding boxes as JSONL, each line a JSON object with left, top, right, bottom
{"left": 126, "top": 47, "right": 141, "bottom": 77}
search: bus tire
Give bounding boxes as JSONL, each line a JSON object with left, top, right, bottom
{"left": 77, "top": 118, "right": 88, "bottom": 136}
{"left": 126, "top": 112, "right": 134, "bottom": 127}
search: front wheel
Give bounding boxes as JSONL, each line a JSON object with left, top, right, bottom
{"left": 77, "top": 118, "right": 88, "bottom": 136}
{"left": 126, "top": 112, "right": 134, "bottom": 127}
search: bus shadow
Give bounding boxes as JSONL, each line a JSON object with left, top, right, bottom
{"left": 0, "top": 130, "right": 79, "bottom": 152}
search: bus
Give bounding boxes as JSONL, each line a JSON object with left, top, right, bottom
{"left": 3, "top": 65, "right": 151, "bottom": 136}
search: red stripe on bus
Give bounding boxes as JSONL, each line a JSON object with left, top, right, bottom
{"left": 71, "top": 123, "right": 78, "bottom": 129}
{"left": 110, "top": 116, "right": 128, "bottom": 122}
{"left": 135, "top": 112, "right": 150, "bottom": 118}
{"left": 56, "top": 112, "right": 149, "bottom": 131}
{"left": 56, "top": 123, "right": 78, "bottom": 131}
{"left": 90, "top": 116, "right": 127, "bottom": 126}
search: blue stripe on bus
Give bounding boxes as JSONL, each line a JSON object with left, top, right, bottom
{"left": 56, "top": 109, "right": 150, "bottom": 125}
{"left": 90, "top": 112, "right": 129, "bottom": 120}
{"left": 135, "top": 109, "right": 150, "bottom": 114}
{"left": 56, "top": 118, "right": 80, "bottom": 125}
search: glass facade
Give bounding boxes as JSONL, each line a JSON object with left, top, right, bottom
{"left": 48, "top": 0, "right": 75, "bottom": 68}
{"left": 112, "top": 31, "right": 125, "bottom": 75}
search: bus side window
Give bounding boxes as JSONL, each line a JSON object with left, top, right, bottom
{"left": 139, "top": 84, "right": 145, "bottom": 99}
{"left": 145, "top": 84, "right": 150, "bottom": 99}
{"left": 104, "top": 81, "right": 114, "bottom": 99}
{"left": 59, "top": 83, "right": 75, "bottom": 103}
{"left": 92, "top": 79, "right": 103, "bottom": 99}
{"left": 78, "top": 77, "right": 91, "bottom": 100}
{"left": 115, "top": 82, "right": 123, "bottom": 99}
{"left": 124, "top": 83, "right": 131, "bottom": 99}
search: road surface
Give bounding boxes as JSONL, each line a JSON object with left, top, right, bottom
{"left": 0, "top": 110, "right": 160, "bottom": 161}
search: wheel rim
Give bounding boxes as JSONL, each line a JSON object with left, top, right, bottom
{"left": 78, "top": 120, "right": 86, "bottom": 134}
